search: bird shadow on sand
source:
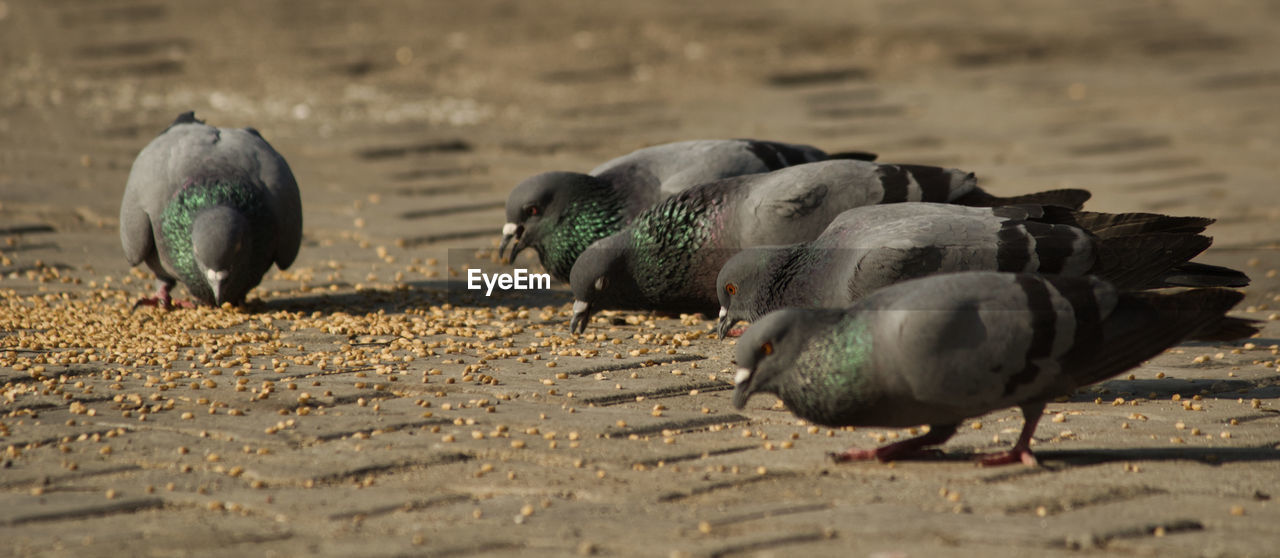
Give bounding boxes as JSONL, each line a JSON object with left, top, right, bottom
{"left": 841, "top": 443, "right": 1280, "bottom": 469}
{"left": 1071, "top": 376, "right": 1280, "bottom": 402}
{"left": 1031, "top": 444, "right": 1280, "bottom": 468}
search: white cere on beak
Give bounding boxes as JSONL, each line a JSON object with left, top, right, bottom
{"left": 734, "top": 367, "right": 751, "bottom": 386}
{"left": 502, "top": 222, "right": 519, "bottom": 236}
{"left": 206, "top": 269, "right": 228, "bottom": 283}
{"left": 718, "top": 307, "right": 727, "bottom": 319}
{"left": 572, "top": 300, "right": 589, "bottom": 315}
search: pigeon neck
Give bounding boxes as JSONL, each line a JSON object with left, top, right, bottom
{"left": 159, "top": 178, "right": 267, "bottom": 304}
{"left": 782, "top": 316, "right": 875, "bottom": 425}
{"left": 625, "top": 187, "right": 728, "bottom": 306}
{"left": 539, "top": 187, "right": 627, "bottom": 281}
{"left": 760, "top": 244, "right": 812, "bottom": 315}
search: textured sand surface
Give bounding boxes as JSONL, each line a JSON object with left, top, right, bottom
{"left": 2, "top": 1, "right": 1279, "bottom": 556}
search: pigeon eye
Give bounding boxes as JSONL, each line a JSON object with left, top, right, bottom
{"left": 524, "top": 205, "right": 540, "bottom": 217}
{"left": 725, "top": 283, "right": 737, "bottom": 296}
{"left": 761, "top": 341, "right": 773, "bottom": 356}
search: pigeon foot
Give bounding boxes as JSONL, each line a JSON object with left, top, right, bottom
{"left": 978, "top": 448, "right": 1038, "bottom": 467}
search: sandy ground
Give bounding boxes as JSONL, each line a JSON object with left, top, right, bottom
{"left": 2, "top": 0, "right": 1280, "bottom": 556}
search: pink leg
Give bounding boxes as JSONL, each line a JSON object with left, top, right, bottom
{"left": 832, "top": 424, "right": 958, "bottom": 463}
{"left": 133, "top": 281, "right": 197, "bottom": 310}
{"left": 725, "top": 326, "right": 748, "bottom": 337}
{"left": 978, "top": 404, "right": 1044, "bottom": 467}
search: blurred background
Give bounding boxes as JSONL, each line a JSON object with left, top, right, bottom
{"left": 1, "top": 0, "right": 1278, "bottom": 297}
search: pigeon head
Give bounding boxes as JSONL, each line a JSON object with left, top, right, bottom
{"left": 191, "top": 205, "right": 250, "bottom": 306}
{"left": 732, "top": 308, "right": 842, "bottom": 409}
{"left": 715, "top": 247, "right": 788, "bottom": 338}
{"left": 568, "top": 234, "right": 643, "bottom": 334}
{"left": 500, "top": 171, "right": 606, "bottom": 264}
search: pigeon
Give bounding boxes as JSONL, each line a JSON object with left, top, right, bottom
{"left": 715, "top": 203, "right": 1250, "bottom": 337}
{"left": 119, "top": 111, "right": 303, "bottom": 308}
{"left": 500, "top": 139, "right": 880, "bottom": 282}
{"left": 568, "top": 160, "right": 1091, "bottom": 333}
{"left": 731, "top": 271, "right": 1257, "bottom": 466}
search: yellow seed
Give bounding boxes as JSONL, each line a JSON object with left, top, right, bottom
{"left": 1230, "top": 505, "right": 1246, "bottom": 516}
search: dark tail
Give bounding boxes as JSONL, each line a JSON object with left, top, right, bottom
{"left": 1191, "top": 315, "right": 1262, "bottom": 342}
{"left": 1036, "top": 206, "right": 1214, "bottom": 238}
{"left": 1091, "top": 234, "right": 1213, "bottom": 289}
{"left": 1063, "top": 288, "right": 1253, "bottom": 387}
{"left": 955, "top": 188, "right": 1092, "bottom": 210}
{"left": 1147, "top": 261, "right": 1251, "bottom": 288}
{"left": 826, "top": 150, "right": 878, "bottom": 162}
{"left": 1131, "top": 289, "right": 1258, "bottom": 342}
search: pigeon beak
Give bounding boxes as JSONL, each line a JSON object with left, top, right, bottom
{"left": 205, "top": 269, "right": 229, "bottom": 307}
{"left": 569, "top": 299, "right": 591, "bottom": 334}
{"left": 731, "top": 366, "right": 754, "bottom": 409}
{"left": 499, "top": 223, "right": 523, "bottom": 264}
{"left": 716, "top": 307, "right": 737, "bottom": 339}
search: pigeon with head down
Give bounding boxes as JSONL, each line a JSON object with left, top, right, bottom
{"left": 568, "top": 159, "right": 1091, "bottom": 333}
{"left": 119, "top": 112, "right": 303, "bottom": 308}
{"left": 732, "top": 271, "right": 1256, "bottom": 466}
{"left": 500, "top": 139, "right": 878, "bottom": 282}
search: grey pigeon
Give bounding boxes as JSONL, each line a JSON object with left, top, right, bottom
{"left": 732, "top": 271, "right": 1256, "bottom": 466}
{"left": 715, "top": 203, "right": 1249, "bottom": 337}
{"left": 568, "top": 160, "right": 1090, "bottom": 333}
{"left": 120, "top": 112, "right": 303, "bottom": 307}
{"left": 500, "top": 139, "right": 880, "bottom": 282}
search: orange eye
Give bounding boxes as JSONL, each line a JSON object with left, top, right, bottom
{"left": 725, "top": 283, "right": 737, "bottom": 296}
{"left": 761, "top": 341, "right": 773, "bottom": 356}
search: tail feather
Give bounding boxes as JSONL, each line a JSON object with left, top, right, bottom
{"left": 1091, "top": 234, "right": 1213, "bottom": 290}
{"left": 826, "top": 150, "right": 878, "bottom": 162}
{"left": 1036, "top": 207, "right": 1214, "bottom": 238}
{"left": 1149, "top": 261, "right": 1251, "bottom": 288}
{"left": 956, "top": 188, "right": 1092, "bottom": 210}
{"left": 1126, "top": 288, "right": 1258, "bottom": 342}
{"left": 1063, "top": 288, "right": 1251, "bottom": 387}
{"left": 1191, "top": 316, "right": 1262, "bottom": 342}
